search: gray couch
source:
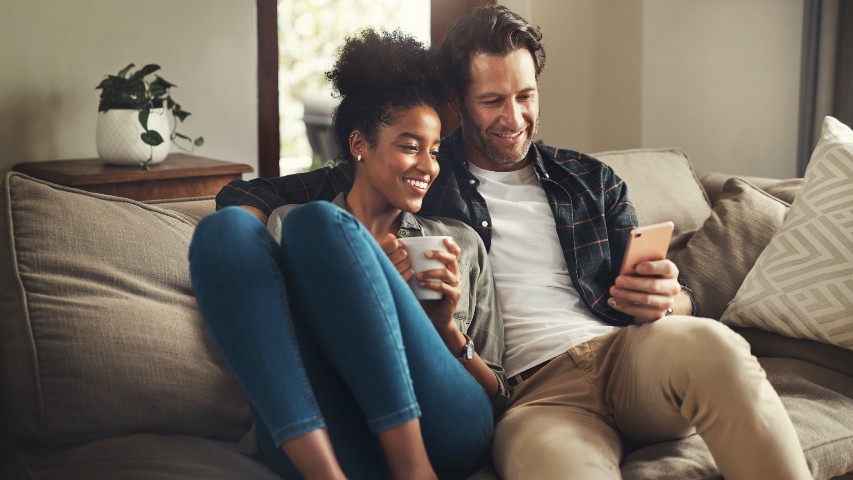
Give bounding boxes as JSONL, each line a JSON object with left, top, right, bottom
{"left": 2, "top": 147, "right": 851, "bottom": 479}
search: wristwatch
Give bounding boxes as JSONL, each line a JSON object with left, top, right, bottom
{"left": 457, "top": 333, "right": 475, "bottom": 363}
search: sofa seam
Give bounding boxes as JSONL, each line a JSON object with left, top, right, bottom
{"left": 3, "top": 173, "right": 47, "bottom": 434}
{"left": 801, "top": 433, "right": 853, "bottom": 453}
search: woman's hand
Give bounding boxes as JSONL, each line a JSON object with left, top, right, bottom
{"left": 379, "top": 234, "right": 414, "bottom": 281}
{"left": 414, "top": 237, "right": 462, "bottom": 333}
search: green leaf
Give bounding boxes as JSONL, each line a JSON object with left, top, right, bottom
{"left": 95, "top": 77, "right": 115, "bottom": 90}
{"left": 130, "top": 64, "right": 160, "bottom": 81}
{"left": 173, "top": 109, "right": 190, "bottom": 122}
{"left": 141, "top": 130, "right": 164, "bottom": 146}
{"left": 138, "top": 108, "right": 150, "bottom": 130}
{"left": 127, "top": 80, "right": 146, "bottom": 107}
{"left": 150, "top": 75, "right": 175, "bottom": 89}
{"left": 148, "top": 76, "right": 172, "bottom": 100}
{"left": 117, "top": 63, "right": 135, "bottom": 78}
{"left": 148, "top": 83, "right": 167, "bottom": 100}
{"left": 193, "top": 137, "right": 204, "bottom": 147}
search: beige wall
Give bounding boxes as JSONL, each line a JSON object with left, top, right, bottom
{"left": 525, "top": 0, "right": 804, "bottom": 178}
{"left": 0, "top": 0, "right": 258, "bottom": 175}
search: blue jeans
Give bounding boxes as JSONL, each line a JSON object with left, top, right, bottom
{"left": 188, "top": 203, "right": 493, "bottom": 479}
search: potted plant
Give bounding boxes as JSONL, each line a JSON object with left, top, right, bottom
{"left": 95, "top": 63, "right": 204, "bottom": 169}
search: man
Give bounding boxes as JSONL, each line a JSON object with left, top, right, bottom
{"left": 218, "top": 6, "right": 810, "bottom": 479}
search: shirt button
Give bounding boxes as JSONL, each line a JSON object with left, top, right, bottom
{"left": 481, "top": 221, "right": 489, "bottom": 227}
{"left": 468, "top": 179, "right": 476, "bottom": 185}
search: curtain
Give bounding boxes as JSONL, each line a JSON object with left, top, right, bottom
{"left": 798, "top": 0, "right": 851, "bottom": 177}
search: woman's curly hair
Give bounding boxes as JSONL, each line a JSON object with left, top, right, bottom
{"left": 326, "top": 28, "right": 445, "bottom": 163}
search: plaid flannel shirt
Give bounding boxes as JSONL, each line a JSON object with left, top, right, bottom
{"left": 217, "top": 129, "right": 667, "bottom": 326}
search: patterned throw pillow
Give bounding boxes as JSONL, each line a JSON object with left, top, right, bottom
{"left": 721, "top": 116, "right": 853, "bottom": 349}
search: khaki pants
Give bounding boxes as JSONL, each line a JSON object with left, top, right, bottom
{"left": 493, "top": 316, "right": 812, "bottom": 480}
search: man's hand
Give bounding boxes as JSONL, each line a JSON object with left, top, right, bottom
{"left": 608, "top": 259, "right": 681, "bottom": 324}
{"left": 379, "top": 234, "right": 414, "bottom": 281}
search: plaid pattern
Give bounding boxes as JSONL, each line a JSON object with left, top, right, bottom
{"left": 421, "top": 130, "right": 639, "bottom": 326}
{"left": 217, "top": 129, "right": 643, "bottom": 326}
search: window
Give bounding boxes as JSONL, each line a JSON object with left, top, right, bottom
{"left": 258, "top": 0, "right": 495, "bottom": 179}
{"left": 277, "top": 0, "right": 430, "bottom": 175}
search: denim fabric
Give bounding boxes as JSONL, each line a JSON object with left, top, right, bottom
{"left": 189, "top": 203, "right": 493, "bottom": 478}
{"left": 268, "top": 193, "right": 511, "bottom": 415}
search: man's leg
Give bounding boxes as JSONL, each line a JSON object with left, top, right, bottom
{"left": 608, "top": 316, "right": 811, "bottom": 480}
{"left": 493, "top": 351, "right": 623, "bottom": 480}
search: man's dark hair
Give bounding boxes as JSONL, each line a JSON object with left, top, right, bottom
{"left": 326, "top": 28, "right": 445, "bottom": 163}
{"left": 439, "top": 5, "right": 546, "bottom": 96}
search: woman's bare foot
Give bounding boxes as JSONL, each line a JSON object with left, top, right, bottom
{"left": 280, "top": 429, "right": 347, "bottom": 480}
{"left": 377, "top": 419, "right": 437, "bottom": 480}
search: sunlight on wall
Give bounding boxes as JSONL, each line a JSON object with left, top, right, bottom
{"left": 277, "top": 0, "right": 430, "bottom": 175}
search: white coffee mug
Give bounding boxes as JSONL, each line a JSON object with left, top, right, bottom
{"left": 397, "top": 236, "right": 451, "bottom": 300}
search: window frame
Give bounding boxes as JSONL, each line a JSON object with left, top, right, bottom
{"left": 256, "top": 0, "right": 494, "bottom": 178}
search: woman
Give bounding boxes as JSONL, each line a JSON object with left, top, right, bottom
{"left": 188, "top": 29, "right": 507, "bottom": 479}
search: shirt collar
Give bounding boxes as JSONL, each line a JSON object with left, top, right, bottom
{"left": 445, "top": 127, "right": 549, "bottom": 180}
{"left": 331, "top": 192, "right": 424, "bottom": 238}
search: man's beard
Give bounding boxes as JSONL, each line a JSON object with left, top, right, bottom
{"left": 464, "top": 112, "right": 540, "bottom": 168}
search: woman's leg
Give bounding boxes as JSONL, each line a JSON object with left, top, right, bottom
{"left": 189, "top": 207, "right": 385, "bottom": 479}
{"left": 282, "top": 202, "right": 494, "bottom": 478}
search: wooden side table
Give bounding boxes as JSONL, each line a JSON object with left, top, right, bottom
{"left": 12, "top": 154, "right": 253, "bottom": 201}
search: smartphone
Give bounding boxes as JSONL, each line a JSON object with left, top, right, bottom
{"left": 619, "top": 221, "right": 674, "bottom": 275}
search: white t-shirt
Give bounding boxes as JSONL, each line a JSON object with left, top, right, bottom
{"left": 468, "top": 162, "right": 615, "bottom": 377}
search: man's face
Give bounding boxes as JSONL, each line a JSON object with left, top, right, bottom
{"left": 457, "top": 48, "right": 540, "bottom": 172}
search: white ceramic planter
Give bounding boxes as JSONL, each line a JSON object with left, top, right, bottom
{"left": 96, "top": 108, "right": 170, "bottom": 166}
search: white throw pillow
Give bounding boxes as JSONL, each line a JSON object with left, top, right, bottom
{"left": 720, "top": 116, "right": 853, "bottom": 349}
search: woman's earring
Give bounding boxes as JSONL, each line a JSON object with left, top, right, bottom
{"left": 357, "top": 154, "right": 363, "bottom": 162}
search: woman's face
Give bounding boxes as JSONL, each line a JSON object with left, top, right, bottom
{"left": 358, "top": 104, "right": 441, "bottom": 213}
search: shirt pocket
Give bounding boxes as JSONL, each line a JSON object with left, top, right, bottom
{"left": 452, "top": 262, "right": 473, "bottom": 329}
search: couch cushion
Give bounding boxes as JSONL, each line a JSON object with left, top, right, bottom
{"left": 594, "top": 148, "right": 711, "bottom": 256}
{"left": 0, "top": 172, "right": 250, "bottom": 444}
{"left": 698, "top": 171, "right": 803, "bottom": 206}
{"left": 147, "top": 196, "right": 216, "bottom": 222}
{"left": 721, "top": 117, "right": 853, "bottom": 350}
{"left": 673, "top": 178, "right": 790, "bottom": 319}
{"left": 7, "top": 434, "right": 279, "bottom": 480}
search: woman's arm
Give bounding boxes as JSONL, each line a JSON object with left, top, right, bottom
{"left": 379, "top": 234, "right": 502, "bottom": 402}
{"left": 240, "top": 205, "right": 268, "bottom": 224}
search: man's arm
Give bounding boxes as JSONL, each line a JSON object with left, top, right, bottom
{"left": 215, "top": 163, "right": 355, "bottom": 219}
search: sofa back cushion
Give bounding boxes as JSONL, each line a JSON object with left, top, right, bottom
{"left": 593, "top": 148, "right": 711, "bottom": 256}
{"left": 0, "top": 173, "right": 250, "bottom": 445}
{"left": 673, "top": 178, "right": 791, "bottom": 320}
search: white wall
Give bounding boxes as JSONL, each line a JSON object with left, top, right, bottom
{"left": 0, "top": 0, "right": 258, "bottom": 175}
{"left": 524, "top": 0, "right": 804, "bottom": 178}
{"left": 531, "top": 0, "right": 643, "bottom": 154}
{"left": 641, "top": 0, "right": 803, "bottom": 178}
